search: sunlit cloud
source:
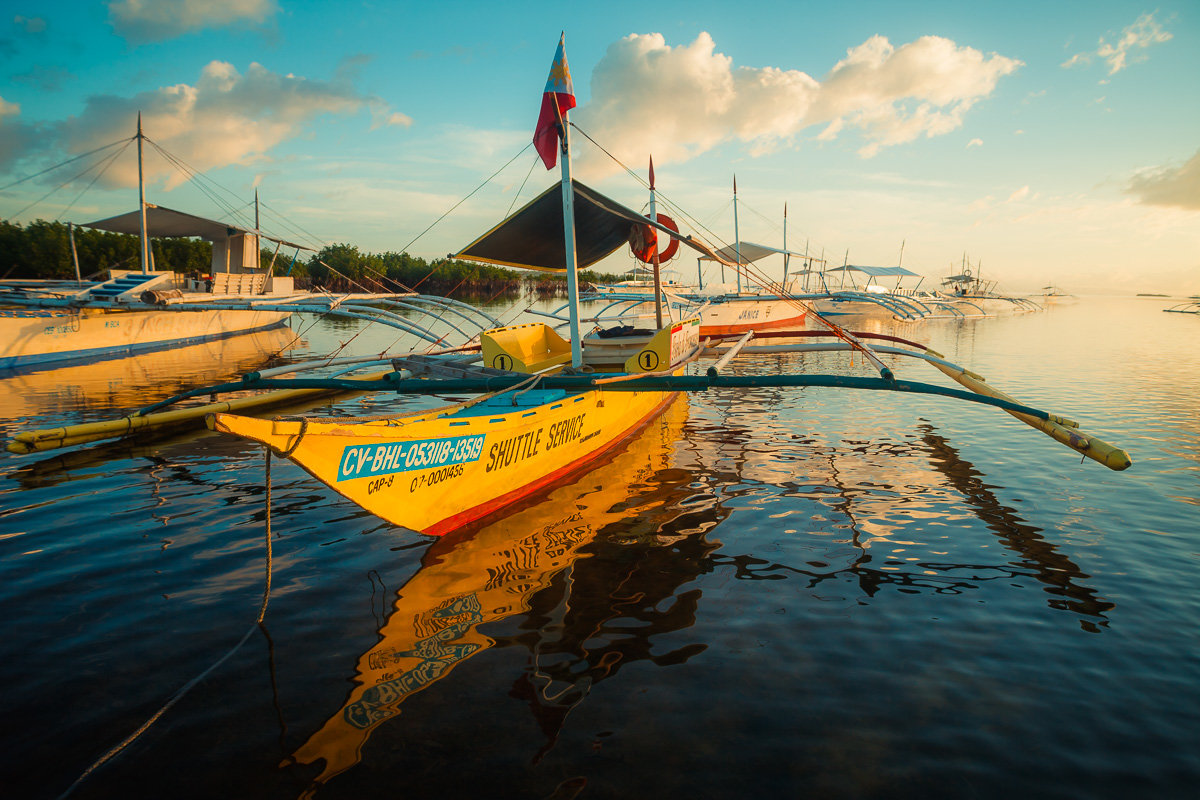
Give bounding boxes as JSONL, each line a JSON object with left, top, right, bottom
{"left": 967, "top": 138, "right": 983, "bottom": 148}
{"left": 55, "top": 60, "right": 407, "bottom": 190}
{"left": 1126, "top": 149, "right": 1200, "bottom": 210}
{"left": 107, "top": 0, "right": 279, "bottom": 44}
{"left": 1062, "top": 12, "right": 1172, "bottom": 75}
{"left": 573, "top": 32, "right": 1020, "bottom": 177}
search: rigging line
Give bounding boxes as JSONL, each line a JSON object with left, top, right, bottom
{"left": 254, "top": 203, "right": 328, "bottom": 251}
{"left": 144, "top": 137, "right": 254, "bottom": 221}
{"left": 0, "top": 136, "right": 130, "bottom": 193}
{"left": 146, "top": 141, "right": 253, "bottom": 227}
{"left": 54, "top": 141, "right": 134, "bottom": 222}
{"left": 56, "top": 455, "right": 276, "bottom": 800}
{"left": 506, "top": 153, "right": 541, "bottom": 218}
{"left": 10, "top": 139, "right": 135, "bottom": 221}
{"left": 569, "top": 124, "right": 742, "bottom": 265}
{"left": 361, "top": 263, "right": 415, "bottom": 294}
{"left": 398, "top": 140, "right": 534, "bottom": 256}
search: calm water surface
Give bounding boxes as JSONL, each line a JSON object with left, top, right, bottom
{"left": 1, "top": 296, "right": 1197, "bottom": 799}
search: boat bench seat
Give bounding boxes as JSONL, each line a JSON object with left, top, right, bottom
{"left": 480, "top": 323, "right": 572, "bottom": 373}
{"left": 211, "top": 272, "right": 266, "bottom": 296}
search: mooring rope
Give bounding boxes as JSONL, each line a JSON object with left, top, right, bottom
{"left": 57, "top": 451, "right": 277, "bottom": 798}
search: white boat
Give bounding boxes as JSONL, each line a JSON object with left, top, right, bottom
{"left": 807, "top": 264, "right": 944, "bottom": 320}
{"left": 578, "top": 184, "right": 812, "bottom": 337}
{"left": 938, "top": 259, "right": 1041, "bottom": 315}
{"left": 1035, "top": 285, "right": 1078, "bottom": 305}
{"left": 0, "top": 121, "right": 494, "bottom": 372}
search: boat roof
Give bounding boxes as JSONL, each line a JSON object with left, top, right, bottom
{"left": 699, "top": 241, "right": 812, "bottom": 265}
{"left": 455, "top": 180, "right": 653, "bottom": 273}
{"left": 456, "top": 179, "right": 743, "bottom": 272}
{"left": 81, "top": 204, "right": 313, "bottom": 250}
{"left": 826, "top": 265, "right": 922, "bottom": 278}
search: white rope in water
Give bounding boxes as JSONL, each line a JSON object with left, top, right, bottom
{"left": 57, "top": 449, "right": 277, "bottom": 799}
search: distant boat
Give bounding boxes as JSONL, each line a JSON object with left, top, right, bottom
{"left": 679, "top": 180, "right": 809, "bottom": 336}
{"left": 1035, "top": 285, "right": 1078, "bottom": 305}
{"left": 808, "top": 264, "right": 937, "bottom": 320}
{"left": 938, "top": 257, "right": 1041, "bottom": 315}
{"left": 1164, "top": 299, "right": 1200, "bottom": 314}
{"left": 582, "top": 177, "right": 810, "bottom": 337}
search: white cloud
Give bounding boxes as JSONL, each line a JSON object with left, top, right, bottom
{"left": 55, "top": 61, "right": 405, "bottom": 189}
{"left": 1062, "top": 12, "right": 1172, "bottom": 75}
{"left": 967, "top": 138, "right": 983, "bottom": 148}
{"left": 1127, "top": 150, "right": 1200, "bottom": 210}
{"left": 107, "top": 0, "right": 278, "bottom": 44}
{"left": 572, "top": 32, "right": 1020, "bottom": 176}
{"left": 1007, "top": 185, "right": 1030, "bottom": 202}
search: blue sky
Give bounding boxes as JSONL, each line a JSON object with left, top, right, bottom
{"left": 1, "top": 0, "right": 1196, "bottom": 293}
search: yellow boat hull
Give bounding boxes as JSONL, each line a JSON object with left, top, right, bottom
{"left": 211, "top": 383, "right": 680, "bottom": 536}
{"left": 286, "top": 395, "right": 689, "bottom": 787}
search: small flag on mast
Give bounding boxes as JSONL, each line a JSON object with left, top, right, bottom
{"left": 533, "top": 34, "right": 577, "bottom": 170}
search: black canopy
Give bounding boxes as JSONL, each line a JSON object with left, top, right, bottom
{"left": 456, "top": 179, "right": 727, "bottom": 272}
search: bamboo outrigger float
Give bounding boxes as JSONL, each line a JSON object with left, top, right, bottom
{"left": 6, "top": 36, "right": 1131, "bottom": 536}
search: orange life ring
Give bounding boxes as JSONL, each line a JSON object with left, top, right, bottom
{"left": 629, "top": 213, "right": 680, "bottom": 264}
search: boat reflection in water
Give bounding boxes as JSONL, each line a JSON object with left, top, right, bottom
{"left": 287, "top": 396, "right": 726, "bottom": 791}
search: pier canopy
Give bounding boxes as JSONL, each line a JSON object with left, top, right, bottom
{"left": 82, "top": 204, "right": 311, "bottom": 251}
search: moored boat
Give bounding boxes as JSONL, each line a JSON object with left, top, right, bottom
{"left": 13, "top": 36, "right": 1133, "bottom": 537}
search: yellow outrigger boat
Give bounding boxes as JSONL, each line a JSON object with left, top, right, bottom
{"left": 206, "top": 36, "right": 1129, "bottom": 537}
{"left": 212, "top": 318, "right": 700, "bottom": 535}
{"left": 9, "top": 36, "right": 1132, "bottom": 539}
{"left": 211, "top": 36, "right": 709, "bottom": 535}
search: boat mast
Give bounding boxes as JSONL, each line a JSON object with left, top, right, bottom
{"left": 782, "top": 202, "right": 789, "bottom": 290}
{"left": 733, "top": 175, "right": 742, "bottom": 293}
{"left": 554, "top": 77, "right": 583, "bottom": 367}
{"left": 649, "top": 156, "right": 663, "bottom": 328}
{"left": 136, "top": 112, "right": 149, "bottom": 274}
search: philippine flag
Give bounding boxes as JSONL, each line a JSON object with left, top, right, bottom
{"left": 533, "top": 34, "right": 576, "bottom": 170}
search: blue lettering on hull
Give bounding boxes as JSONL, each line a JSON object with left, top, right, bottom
{"left": 338, "top": 434, "right": 486, "bottom": 482}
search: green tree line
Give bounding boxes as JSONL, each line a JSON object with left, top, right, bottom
{"left": 0, "top": 219, "right": 626, "bottom": 296}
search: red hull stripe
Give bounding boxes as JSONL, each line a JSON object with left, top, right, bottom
{"left": 699, "top": 312, "right": 807, "bottom": 337}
